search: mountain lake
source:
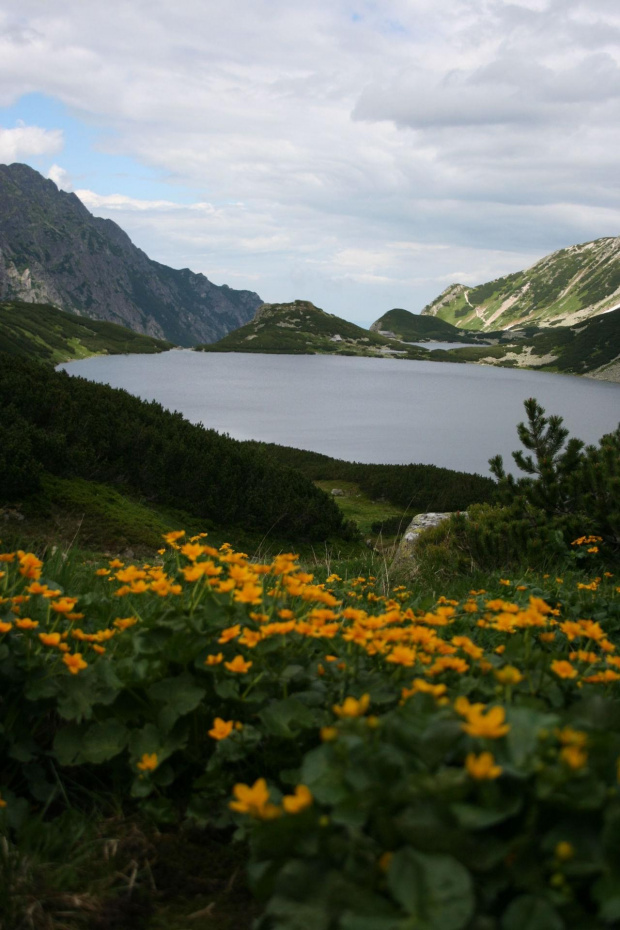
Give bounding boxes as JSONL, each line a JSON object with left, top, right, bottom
{"left": 58, "top": 351, "right": 620, "bottom": 476}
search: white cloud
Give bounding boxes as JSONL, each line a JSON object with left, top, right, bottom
{"left": 75, "top": 189, "right": 192, "bottom": 211}
{"left": 0, "top": 0, "right": 618, "bottom": 324}
{"left": 47, "top": 163, "right": 73, "bottom": 190}
{"left": 0, "top": 123, "right": 63, "bottom": 162}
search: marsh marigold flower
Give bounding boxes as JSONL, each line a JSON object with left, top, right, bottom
{"left": 224, "top": 655, "right": 252, "bottom": 674}
{"left": 561, "top": 745, "right": 587, "bottom": 770}
{"left": 465, "top": 751, "right": 502, "bottom": 780}
{"left": 333, "top": 694, "right": 370, "bottom": 718}
{"left": 320, "top": 726, "right": 338, "bottom": 742}
{"left": 229, "top": 778, "right": 281, "bottom": 819}
{"left": 62, "top": 652, "right": 88, "bottom": 674}
{"left": 209, "top": 718, "right": 234, "bottom": 740}
{"left": 461, "top": 705, "right": 510, "bottom": 739}
{"left": 282, "top": 785, "right": 313, "bottom": 814}
{"left": 205, "top": 652, "right": 224, "bottom": 666}
{"left": 494, "top": 665, "right": 524, "bottom": 686}
{"left": 137, "top": 753, "right": 159, "bottom": 772}
{"left": 551, "top": 660, "right": 578, "bottom": 680}
{"left": 15, "top": 618, "right": 38, "bottom": 630}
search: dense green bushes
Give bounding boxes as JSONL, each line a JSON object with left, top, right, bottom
{"left": 0, "top": 354, "right": 352, "bottom": 542}
{"left": 249, "top": 443, "right": 496, "bottom": 513}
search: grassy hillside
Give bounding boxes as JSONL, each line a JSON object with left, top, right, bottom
{"left": 0, "top": 300, "right": 173, "bottom": 363}
{"left": 433, "top": 306, "right": 620, "bottom": 380}
{"left": 370, "top": 307, "right": 489, "bottom": 343}
{"left": 421, "top": 236, "right": 620, "bottom": 331}
{"left": 196, "top": 299, "right": 431, "bottom": 359}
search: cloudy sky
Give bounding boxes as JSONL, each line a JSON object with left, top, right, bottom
{"left": 0, "top": 0, "right": 618, "bottom": 326}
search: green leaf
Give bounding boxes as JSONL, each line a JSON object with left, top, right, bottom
{"left": 214, "top": 678, "right": 239, "bottom": 700}
{"left": 501, "top": 896, "right": 564, "bottom": 930}
{"left": 593, "top": 875, "right": 620, "bottom": 922}
{"left": 8, "top": 739, "right": 39, "bottom": 763}
{"left": 147, "top": 673, "right": 206, "bottom": 731}
{"left": 506, "top": 707, "right": 558, "bottom": 768}
{"left": 56, "top": 673, "right": 98, "bottom": 721}
{"left": 54, "top": 725, "right": 86, "bottom": 765}
{"left": 388, "top": 847, "right": 474, "bottom": 930}
{"left": 301, "top": 746, "right": 349, "bottom": 805}
{"left": 259, "top": 697, "right": 318, "bottom": 738}
{"left": 341, "top": 918, "right": 400, "bottom": 930}
{"left": 451, "top": 794, "right": 521, "bottom": 830}
{"left": 80, "top": 719, "right": 129, "bottom": 764}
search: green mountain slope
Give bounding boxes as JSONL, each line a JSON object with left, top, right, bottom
{"left": 197, "top": 299, "right": 431, "bottom": 359}
{"left": 370, "top": 307, "right": 492, "bottom": 343}
{"left": 0, "top": 163, "right": 262, "bottom": 346}
{"left": 434, "top": 306, "right": 620, "bottom": 381}
{"left": 0, "top": 300, "right": 173, "bottom": 363}
{"left": 421, "top": 236, "right": 620, "bottom": 331}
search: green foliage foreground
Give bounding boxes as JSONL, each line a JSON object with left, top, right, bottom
{"left": 1, "top": 529, "right": 620, "bottom": 928}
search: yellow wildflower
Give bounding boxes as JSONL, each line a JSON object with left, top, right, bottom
{"left": 224, "top": 656, "right": 252, "bottom": 674}
{"left": 51, "top": 597, "right": 79, "bottom": 615}
{"left": 208, "top": 718, "right": 234, "bottom": 740}
{"left": 229, "top": 778, "right": 281, "bottom": 819}
{"left": 494, "top": 666, "right": 524, "bottom": 686}
{"left": 386, "top": 645, "right": 416, "bottom": 666}
{"left": 557, "top": 727, "right": 588, "bottom": 747}
{"left": 560, "top": 745, "right": 587, "bottom": 770}
{"left": 205, "top": 652, "right": 224, "bottom": 666}
{"left": 282, "top": 785, "right": 313, "bottom": 814}
{"left": 163, "top": 531, "right": 185, "bottom": 545}
{"left": 462, "top": 705, "right": 510, "bottom": 739}
{"left": 15, "top": 618, "right": 38, "bottom": 630}
{"left": 333, "top": 694, "right": 370, "bottom": 718}
{"left": 320, "top": 726, "right": 338, "bottom": 742}
{"left": 38, "top": 632, "right": 61, "bottom": 647}
{"left": 180, "top": 542, "right": 205, "bottom": 561}
{"left": 465, "top": 751, "right": 502, "bottom": 780}
{"left": 18, "top": 551, "right": 43, "bottom": 579}
{"left": 114, "top": 616, "right": 138, "bottom": 631}
{"left": 137, "top": 753, "right": 159, "bottom": 772}
{"left": 62, "top": 652, "right": 88, "bottom": 675}
{"left": 551, "top": 660, "right": 578, "bottom": 680}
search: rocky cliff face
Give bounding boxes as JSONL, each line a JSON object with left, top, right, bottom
{"left": 0, "top": 163, "right": 262, "bottom": 346}
{"left": 420, "top": 237, "right": 620, "bottom": 332}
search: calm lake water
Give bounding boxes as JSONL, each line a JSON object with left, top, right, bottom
{"left": 59, "top": 351, "right": 620, "bottom": 477}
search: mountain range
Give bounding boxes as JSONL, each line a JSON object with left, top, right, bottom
{"left": 0, "top": 163, "right": 262, "bottom": 346}
{"left": 420, "top": 236, "right": 620, "bottom": 331}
